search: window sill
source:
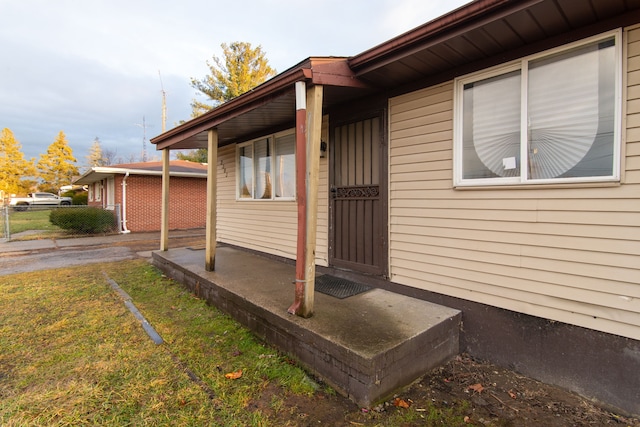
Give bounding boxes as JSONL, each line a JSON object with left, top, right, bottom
{"left": 236, "top": 198, "right": 296, "bottom": 202}
{"left": 453, "top": 180, "right": 621, "bottom": 191}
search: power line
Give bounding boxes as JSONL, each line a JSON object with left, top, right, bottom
{"left": 134, "top": 116, "right": 149, "bottom": 162}
{"left": 159, "top": 70, "right": 167, "bottom": 133}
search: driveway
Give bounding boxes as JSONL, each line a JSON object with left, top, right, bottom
{"left": 0, "top": 230, "right": 206, "bottom": 276}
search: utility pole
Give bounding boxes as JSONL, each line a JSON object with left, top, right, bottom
{"left": 135, "top": 116, "right": 149, "bottom": 162}
{"left": 159, "top": 70, "right": 167, "bottom": 133}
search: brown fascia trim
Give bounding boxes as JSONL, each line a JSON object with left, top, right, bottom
{"left": 152, "top": 67, "right": 311, "bottom": 150}
{"left": 349, "top": 0, "right": 543, "bottom": 74}
{"left": 310, "top": 59, "right": 371, "bottom": 88}
{"left": 152, "top": 57, "right": 363, "bottom": 150}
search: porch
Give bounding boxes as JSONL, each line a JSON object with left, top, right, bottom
{"left": 152, "top": 245, "right": 461, "bottom": 408}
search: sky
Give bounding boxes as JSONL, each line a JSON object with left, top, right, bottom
{"left": 0, "top": 0, "right": 469, "bottom": 169}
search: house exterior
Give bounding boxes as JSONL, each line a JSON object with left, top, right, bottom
{"left": 151, "top": 0, "right": 640, "bottom": 415}
{"left": 73, "top": 160, "right": 207, "bottom": 232}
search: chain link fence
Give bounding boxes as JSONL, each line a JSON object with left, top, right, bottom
{"left": 1, "top": 204, "right": 121, "bottom": 242}
{"left": 0, "top": 205, "right": 8, "bottom": 241}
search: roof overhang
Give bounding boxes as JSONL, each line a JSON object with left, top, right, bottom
{"left": 349, "top": 0, "right": 640, "bottom": 89}
{"left": 150, "top": 0, "right": 640, "bottom": 152}
{"left": 73, "top": 166, "right": 207, "bottom": 185}
{"left": 151, "top": 57, "right": 372, "bottom": 151}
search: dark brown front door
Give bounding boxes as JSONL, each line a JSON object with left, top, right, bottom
{"left": 329, "top": 113, "right": 387, "bottom": 276}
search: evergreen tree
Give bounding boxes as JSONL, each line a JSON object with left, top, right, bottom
{"left": 0, "top": 128, "right": 35, "bottom": 196}
{"left": 37, "top": 131, "right": 79, "bottom": 193}
{"left": 190, "top": 41, "right": 276, "bottom": 117}
{"left": 86, "top": 137, "right": 106, "bottom": 167}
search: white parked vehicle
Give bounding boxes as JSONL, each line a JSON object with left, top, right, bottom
{"left": 9, "top": 192, "right": 72, "bottom": 211}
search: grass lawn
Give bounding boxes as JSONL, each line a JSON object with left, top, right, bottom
{"left": 7, "top": 208, "right": 62, "bottom": 236}
{"left": 2, "top": 259, "right": 626, "bottom": 426}
{"left": 0, "top": 260, "right": 321, "bottom": 426}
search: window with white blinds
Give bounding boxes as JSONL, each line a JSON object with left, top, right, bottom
{"left": 236, "top": 130, "right": 296, "bottom": 200}
{"left": 274, "top": 133, "right": 295, "bottom": 198}
{"left": 454, "top": 31, "right": 621, "bottom": 186}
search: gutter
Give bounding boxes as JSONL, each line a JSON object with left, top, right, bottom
{"left": 349, "top": 0, "right": 542, "bottom": 73}
{"left": 152, "top": 67, "right": 314, "bottom": 150}
{"left": 121, "top": 172, "right": 131, "bottom": 234}
{"left": 74, "top": 167, "right": 207, "bottom": 185}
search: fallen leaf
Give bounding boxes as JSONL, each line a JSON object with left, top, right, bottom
{"left": 258, "top": 354, "right": 276, "bottom": 359}
{"left": 224, "top": 369, "right": 243, "bottom": 379}
{"left": 393, "top": 398, "right": 411, "bottom": 408}
{"left": 468, "top": 383, "right": 484, "bottom": 393}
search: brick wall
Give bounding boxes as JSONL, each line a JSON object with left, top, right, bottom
{"left": 119, "top": 175, "right": 206, "bottom": 232}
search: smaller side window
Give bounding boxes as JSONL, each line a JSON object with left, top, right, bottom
{"left": 95, "top": 182, "right": 102, "bottom": 202}
{"left": 238, "top": 145, "right": 253, "bottom": 199}
{"left": 254, "top": 138, "right": 272, "bottom": 199}
{"left": 237, "top": 131, "right": 295, "bottom": 200}
{"left": 275, "top": 133, "right": 295, "bottom": 198}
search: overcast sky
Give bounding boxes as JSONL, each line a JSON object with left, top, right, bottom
{"left": 0, "top": 0, "right": 469, "bottom": 168}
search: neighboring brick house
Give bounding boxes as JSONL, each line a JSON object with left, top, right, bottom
{"left": 73, "top": 160, "right": 207, "bottom": 232}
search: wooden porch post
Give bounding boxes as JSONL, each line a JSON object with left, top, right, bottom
{"left": 160, "top": 148, "right": 170, "bottom": 251}
{"left": 288, "top": 82, "right": 323, "bottom": 318}
{"left": 205, "top": 129, "right": 218, "bottom": 271}
{"left": 304, "top": 84, "right": 323, "bottom": 309}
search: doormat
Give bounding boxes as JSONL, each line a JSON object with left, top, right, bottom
{"left": 314, "top": 275, "right": 372, "bottom": 299}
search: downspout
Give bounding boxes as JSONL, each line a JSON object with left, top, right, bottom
{"left": 121, "top": 172, "right": 131, "bottom": 234}
{"left": 288, "top": 81, "right": 309, "bottom": 317}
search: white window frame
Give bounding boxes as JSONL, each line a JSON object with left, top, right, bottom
{"left": 94, "top": 182, "right": 102, "bottom": 202}
{"left": 236, "top": 129, "right": 296, "bottom": 201}
{"left": 453, "top": 30, "right": 622, "bottom": 187}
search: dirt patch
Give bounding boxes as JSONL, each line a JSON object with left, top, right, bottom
{"left": 265, "top": 354, "right": 640, "bottom": 426}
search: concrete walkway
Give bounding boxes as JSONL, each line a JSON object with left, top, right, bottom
{"left": 0, "top": 229, "right": 205, "bottom": 276}
{"left": 0, "top": 229, "right": 205, "bottom": 255}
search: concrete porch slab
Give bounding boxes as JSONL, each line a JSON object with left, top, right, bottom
{"left": 152, "top": 246, "right": 461, "bottom": 407}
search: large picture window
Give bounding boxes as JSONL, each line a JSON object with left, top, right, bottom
{"left": 454, "top": 31, "right": 621, "bottom": 186}
{"left": 237, "top": 131, "right": 296, "bottom": 200}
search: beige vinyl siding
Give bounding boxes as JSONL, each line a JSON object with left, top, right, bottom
{"left": 388, "top": 27, "right": 640, "bottom": 341}
{"left": 215, "top": 121, "right": 329, "bottom": 266}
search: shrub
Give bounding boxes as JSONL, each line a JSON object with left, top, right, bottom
{"left": 50, "top": 207, "right": 116, "bottom": 233}
{"left": 62, "top": 190, "right": 88, "bottom": 205}
{"left": 72, "top": 192, "right": 88, "bottom": 205}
